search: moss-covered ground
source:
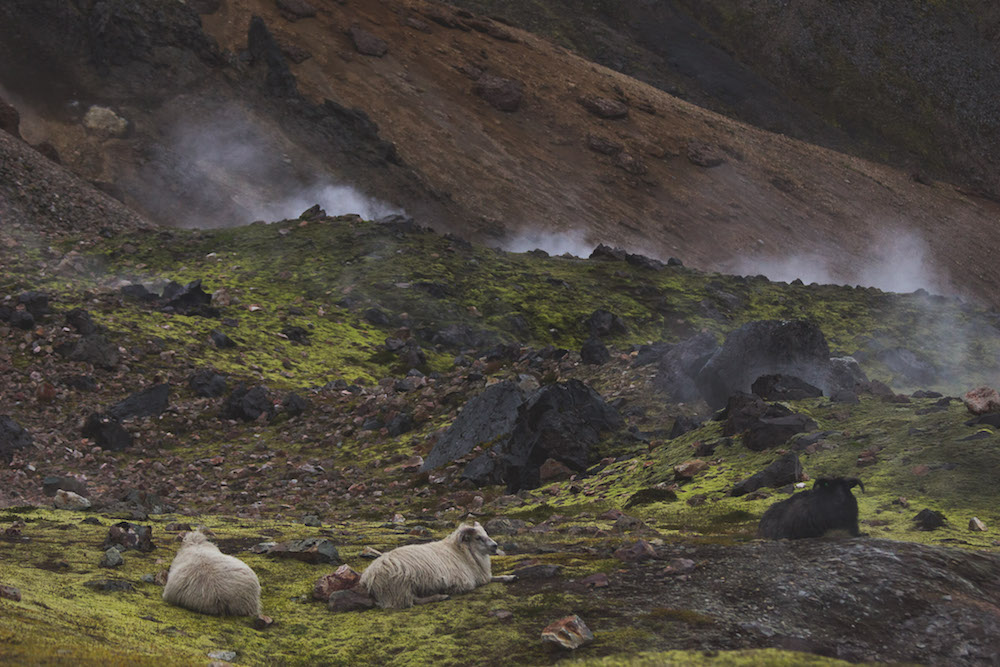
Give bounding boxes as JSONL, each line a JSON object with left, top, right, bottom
{"left": 1, "top": 216, "right": 999, "bottom": 664}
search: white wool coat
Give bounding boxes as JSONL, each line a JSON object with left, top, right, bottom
{"left": 162, "top": 531, "right": 262, "bottom": 616}
{"left": 360, "top": 523, "right": 495, "bottom": 609}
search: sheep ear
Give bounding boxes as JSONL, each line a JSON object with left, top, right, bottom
{"left": 459, "top": 526, "right": 477, "bottom": 542}
{"left": 847, "top": 478, "right": 865, "bottom": 493}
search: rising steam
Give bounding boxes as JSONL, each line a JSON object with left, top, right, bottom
{"left": 734, "top": 228, "right": 948, "bottom": 295}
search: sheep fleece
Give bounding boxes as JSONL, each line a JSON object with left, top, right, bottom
{"left": 162, "top": 531, "right": 261, "bottom": 616}
{"left": 360, "top": 528, "right": 492, "bottom": 608}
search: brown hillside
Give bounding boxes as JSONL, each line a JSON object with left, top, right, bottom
{"left": 1, "top": 0, "right": 998, "bottom": 305}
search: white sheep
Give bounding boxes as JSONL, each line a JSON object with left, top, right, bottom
{"left": 360, "top": 521, "right": 516, "bottom": 609}
{"left": 162, "top": 530, "right": 262, "bottom": 616}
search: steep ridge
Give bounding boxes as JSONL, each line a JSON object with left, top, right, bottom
{"left": 1, "top": 0, "right": 999, "bottom": 308}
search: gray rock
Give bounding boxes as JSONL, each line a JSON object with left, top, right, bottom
{"left": 54, "top": 489, "right": 92, "bottom": 511}
{"left": 100, "top": 548, "right": 124, "bottom": 568}
{"left": 423, "top": 382, "right": 524, "bottom": 470}
{"left": 731, "top": 453, "right": 803, "bottom": 497}
{"left": 0, "top": 415, "right": 32, "bottom": 462}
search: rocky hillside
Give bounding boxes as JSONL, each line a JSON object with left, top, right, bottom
{"left": 1, "top": 190, "right": 1000, "bottom": 662}
{"left": 2, "top": 0, "right": 1000, "bottom": 307}
{"left": 2, "top": 1, "right": 1000, "bottom": 665}
{"left": 451, "top": 0, "right": 1000, "bottom": 198}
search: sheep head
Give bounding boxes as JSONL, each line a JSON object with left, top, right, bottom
{"left": 456, "top": 521, "right": 499, "bottom": 556}
{"left": 813, "top": 477, "right": 865, "bottom": 493}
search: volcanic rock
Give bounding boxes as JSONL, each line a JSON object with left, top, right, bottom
{"left": 731, "top": 453, "right": 803, "bottom": 496}
{"left": 0, "top": 97, "right": 20, "bottom": 138}
{"left": 423, "top": 381, "right": 525, "bottom": 470}
{"left": 104, "top": 522, "right": 154, "bottom": 552}
{"left": 189, "top": 369, "right": 228, "bottom": 397}
{"left": 108, "top": 384, "right": 170, "bottom": 421}
{"left": 580, "top": 337, "right": 609, "bottom": 365}
{"left": 578, "top": 96, "right": 628, "bottom": 119}
{"left": 752, "top": 374, "right": 823, "bottom": 401}
{"left": 82, "top": 413, "right": 132, "bottom": 451}
{"left": 349, "top": 25, "right": 388, "bottom": 57}
{"left": 54, "top": 490, "right": 92, "bottom": 511}
{"left": 653, "top": 332, "right": 719, "bottom": 402}
{"left": 963, "top": 387, "right": 1000, "bottom": 415}
{"left": 696, "top": 320, "right": 832, "bottom": 409}
{"left": 276, "top": 0, "right": 317, "bottom": 21}
{"left": 541, "top": 615, "right": 594, "bottom": 649}
{"left": 220, "top": 385, "right": 274, "bottom": 422}
{"left": 474, "top": 74, "right": 524, "bottom": 112}
{"left": 0, "top": 416, "right": 32, "bottom": 462}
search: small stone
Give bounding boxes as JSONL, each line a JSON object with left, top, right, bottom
{"left": 83, "top": 579, "right": 135, "bottom": 593}
{"left": 673, "top": 459, "right": 709, "bottom": 480}
{"left": 100, "top": 548, "right": 124, "bottom": 568}
{"left": 541, "top": 614, "right": 594, "bottom": 650}
{"left": 313, "top": 565, "right": 362, "bottom": 601}
{"left": 276, "top": 0, "right": 316, "bottom": 21}
{"left": 253, "top": 614, "right": 275, "bottom": 630}
{"left": 165, "top": 522, "right": 192, "bottom": 532}
{"left": 54, "top": 489, "right": 92, "bottom": 511}
{"left": 104, "top": 522, "right": 154, "bottom": 552}
{"left": 360, "top": 546, "right": 382, "bottom": 559}
{"left": 349, "top": 25, "right": 388, "bottom": 57}
{"left": 579, "top": 573, "right": 609, "bottom": 588}
{"left": 488, "top": 609, "right": 514, "bottom": 621}
{"left": 0, "top": 584, "right": 21, "bottom": 601}
{"left": 262, "top": 538, "right": 342, "bottom": 564}
{"left": 327, "top": 587, "right": 375, "bottom": 613}
{"left": 207, "top": 650, "right": 237, "bottom": 662}
{"left": 302, "top": 514, "right": 322, "bottom": 527}
{"left": 663, "top": 558, "right": 696, "bottom": 575}
{"left": 578, "top": 96, "right": 628, "bottom": 119}
{"left": 613, "top": 539, "right": 657, "bottom": 563}
{"left": 686, "top": 141, "right": 725, "bottom": 168}
{"left": 82, "top": 106, "right": 129, "bottom": 137}
{"left": 473, "top": 74, "right": 524, "bottom": 112}
{"left": 539, "top": 458, "right": 573, "bottom": 482}
{"left": 963, "top": 387, "right": 1000, "bottom": 415}
{"left": 969, "top": 517, "right": 988, "bottom": 532}
{"left": 512, "top": 562, "right": 562, "bottom": 579}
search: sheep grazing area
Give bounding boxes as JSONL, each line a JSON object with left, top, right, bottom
{"left": 2, "top": 215, "right": 1000, "bottom": 665}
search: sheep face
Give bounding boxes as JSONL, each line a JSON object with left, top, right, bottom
{"left": 457, "top": 522, "right": 498, "bottom": 557}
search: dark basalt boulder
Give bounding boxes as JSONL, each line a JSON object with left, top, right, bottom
{"left": 752, "top": 374, "right": 823, "bottom": 401}
{"left": 18, "top": 291, "right": 51, "bottom": 318}
{"left": 744, "top": 414, "right": 819, "bottom": 451}
{"left": 57, "top": 333, "right": 120, "bottom": 369}
{"left": 719, "top": 392, "right": 792, "bottom": 436}
{"left": 220, "top": 385, "right": 274, "bottom": 422}
{"left": 65, "top": 308, "right": 98, "bottom": 335}
{"left": 189, "top": 369, "right": 228, "bottom": 397}
{"left": 82, "top": 413, "right": 132, "bottom": 451}
{"left": 423, "top": 381, "right": 525, "bottom": 471}
{"left": 107, "top": 384, "right": 170, "bottom": 421}
{"left": 653, "top": 332, "right": 719, "bottom": 402}
{"left": 731, "top": 453, "right": 803, "bottom": 497}
{"left": 696, "top": 320, "right": 832, "bottom": 409}
{"left": 580, "top": 337, "right": 610, "bottom": 365}
{"left": 585, "top": 309, "right": 627, "bottom": 338}
{"left": 0, "top": 415, "right": 32, "bottom": 462}
{"left": 467, "top": 380, "right": 623, "bottom": 492}
{"left": 160, "top": 279, "right": 215, "bottom": 316}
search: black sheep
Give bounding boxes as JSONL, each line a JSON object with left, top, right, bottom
{"left": 758, "top": 477, "right": 865, "bottom": 539}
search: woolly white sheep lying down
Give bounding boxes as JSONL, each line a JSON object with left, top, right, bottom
{"left": 162, "top": 530, "right": 262, "bottom": 616}
{"left": 360, "top": 521, "right": 516, "bottom": 608}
